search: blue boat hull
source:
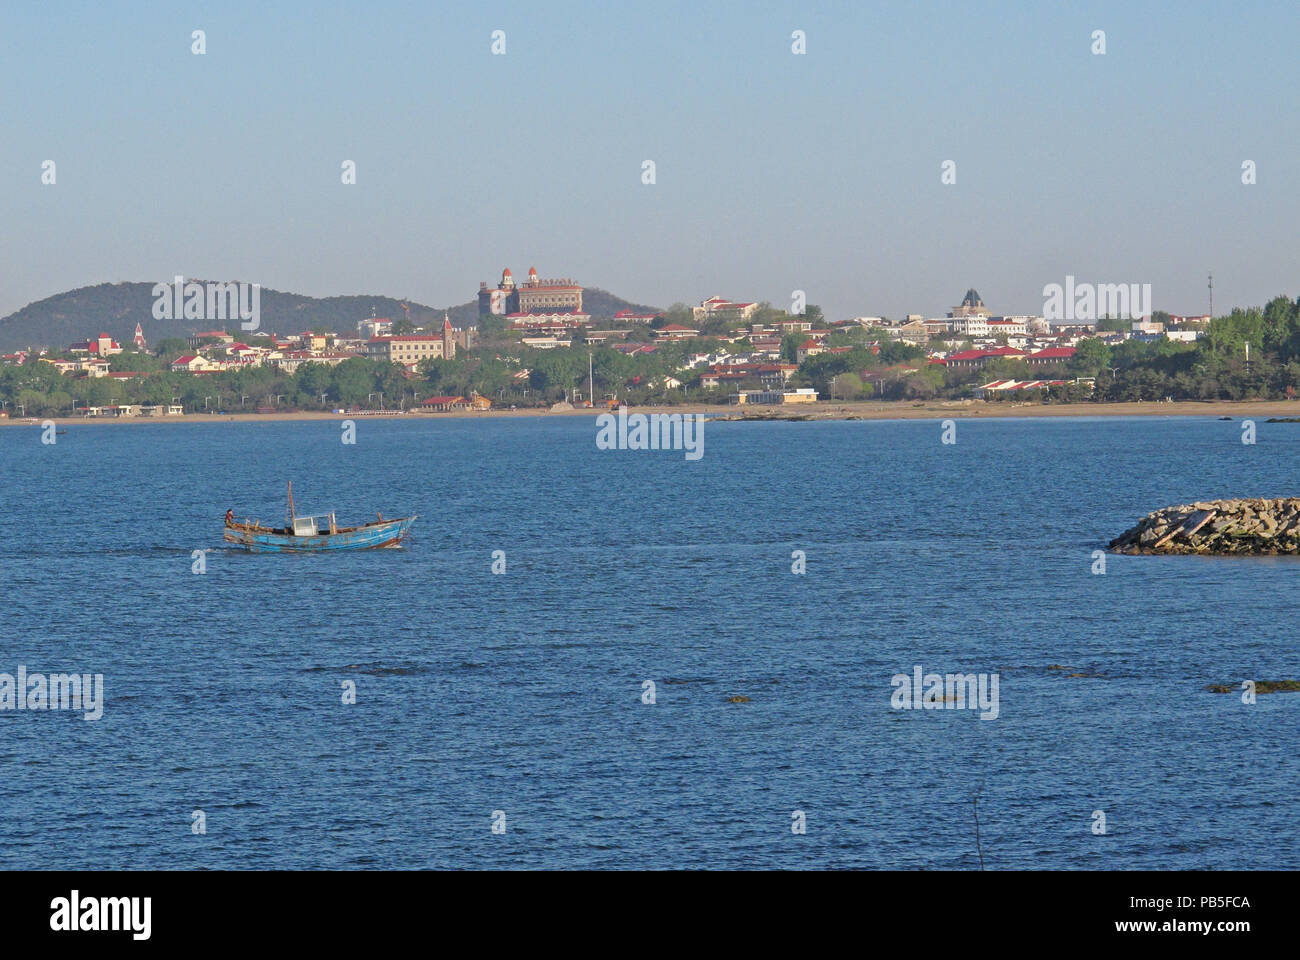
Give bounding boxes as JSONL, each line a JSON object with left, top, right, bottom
{"left": 224, "top": 516, "right": 416, "bottom": 553}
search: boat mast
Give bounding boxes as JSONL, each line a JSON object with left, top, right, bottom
{"left": 588, "top": 350, "right": 594, "bottom": 405}
{"left": 287, "top": 480, "right": 296, "bottom": 525}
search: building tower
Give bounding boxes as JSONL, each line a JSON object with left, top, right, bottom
{"left": 950, "top": 288, "right": 990, "bottom": 318}
{"left": 442, "top": 313, "right": 456, "bottom": 359}
{"left": 133, "top": 322, "right": 147, "bottom": 350}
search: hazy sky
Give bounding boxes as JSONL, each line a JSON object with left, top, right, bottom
{"left": 2, "top": 0, "right": 1297, "bottom": 322}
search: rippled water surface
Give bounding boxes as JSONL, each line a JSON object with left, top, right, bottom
{"left": 1, "top": 415, "right": 1297, "bottom": 868}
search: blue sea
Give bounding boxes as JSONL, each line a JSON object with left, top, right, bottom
{"left": 1, "top": 414, "right": 1297, "bottom": 869}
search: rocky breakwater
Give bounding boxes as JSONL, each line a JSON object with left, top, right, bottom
{"left": 1109, "top": 497, "right": 1300, "bottom": 555}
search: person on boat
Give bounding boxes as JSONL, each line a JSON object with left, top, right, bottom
{"left": 225, "top": 509, "right": 234, "bottom": 526}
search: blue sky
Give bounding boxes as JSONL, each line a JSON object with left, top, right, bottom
{"left": 1, "top": 0, "right": 1297, "bottom": 321}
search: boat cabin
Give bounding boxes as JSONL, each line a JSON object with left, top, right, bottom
{"left": 291, "top": 513, "right": 337, "bottom": 536}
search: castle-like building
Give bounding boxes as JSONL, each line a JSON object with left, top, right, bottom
{"left": 949, "top": 288, "right": 991, "bottom": 318}
{"left": 478, "top": 267, "right": 583, "bottom": 317}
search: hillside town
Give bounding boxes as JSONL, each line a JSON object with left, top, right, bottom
{"left": 1, "top": 266, "right": 1281, "bottom": 420}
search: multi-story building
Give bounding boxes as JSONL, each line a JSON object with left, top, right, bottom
{"left": 479, "top": 267, "right": 583, "bottom": 316}
{"left": 693, "top": 297, "right": 758, "bottom": 324}
{"left": 898, "top": 318, "right": 930, "bottom": 344}
{"left": 68, "top": 332, "right": 123, "bottom": 356}
{"left": 358, "top": 318, "right": 392, "bottom": 340}
{"left": 170, "top": 354, "right": 225, "bottom": 373}
{"left": 367, "top": 316, "right": 457, "bottom": 369}
{"left": 951, "top": 316, "right": 990, "bottom": 338}
{"left": 944, "top": 346, "right": 1029, "bottom": 370}
{"left": 987, "top": 317, "right": 1029, "bottom": 337}
{"left": 1025, "top": 346, "right": 1077, "bottom": 368}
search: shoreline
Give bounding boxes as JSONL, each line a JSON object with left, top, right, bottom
{"left": 4, "top": 398, "right": 1300, "bottom": 426}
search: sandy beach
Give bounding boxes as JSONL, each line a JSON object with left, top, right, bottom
{"left": 5, "top": 398, "right": 1300, "bottom": 426}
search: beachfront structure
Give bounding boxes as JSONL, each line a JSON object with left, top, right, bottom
{"left": 974, "top": 379, "right": 1092, "bottom": 396}
{"left": 419, "top": 395, "right": 471, "bottom": 411}
{"left": 76, "top": 404, "right": 184, "bottom": 418}
{"left": 418, "top": 393, "right": 491, "bottom": 412}
{"left": 729, "top": 388, "right": 819, "bottom": 405}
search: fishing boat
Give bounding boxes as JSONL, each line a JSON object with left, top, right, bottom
{"left": 223, "top": 482, "right": 416, "bottom": 553}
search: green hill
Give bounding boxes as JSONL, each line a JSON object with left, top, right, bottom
{"left": 0, "top": 281, "right": 662, "bottom": 352}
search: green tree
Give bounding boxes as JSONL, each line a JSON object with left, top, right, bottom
{"left": 781, "top": 331, "right": 808, "bottom": 362}
{"left": 1068, "top": 338, "right": 1112, "bottom": 377}
{"left": 332, "top": 358, "right": 377, "bottom": 406}
{"left": 829, "top": 372, "right": 865, "bottom": 400}
{"left": 155, "top": 338, "right": 190, "bottom": 359}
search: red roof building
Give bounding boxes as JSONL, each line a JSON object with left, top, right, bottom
{"left": 945, "top": 346, "right": 1030, "bottom": 370}
{"left": 1026, "top": 346, "right": 1077, "bottom": 366}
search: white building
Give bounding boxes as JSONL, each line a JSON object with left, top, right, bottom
{"left": 952, "top": 316, "right": 989, "bottom": 338}
{"left": 693, "top": 297, "right": 758, "bottom": 324}
{"left": 358, "top": 318, "right": 393, "bottom": 339}
{"left": 987, "top": 317, "right": 1030, "bottom": 337}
